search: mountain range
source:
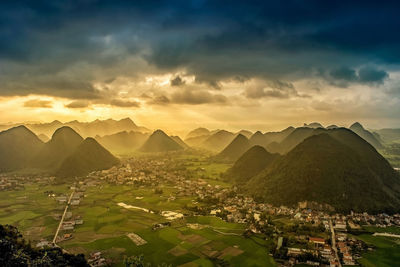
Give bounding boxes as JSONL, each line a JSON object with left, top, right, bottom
{"left": 216, "top": 134, "right": 251, "bottom": 162}
{"left": 224, "top": 145, "right": 279, "bottom": 184}
{"left": 195, "top": 130, "right": 236, "bottom": 152}
{"left": 31, "top": 126, "right": 84, "bottom": 170}
{"left": 349, "top": 122, "right": 383, "bottom": 149}
{"left": 234, "top": 128, "right": 400, "bottom": 213}
{"left": 184, "top": 129, "right": 256, "bottom": 152}
{"left": 0, "top": 118, "right": 150, "bottom": 138}
{"left": 140, "top": 130, "right": 185, "bottom": 152}
{"left": 183, "top": 122, "right": 387, "bottom": 161}
{"left": 264, "top": 123, "right": 384, "bottom": 154}
{"left": 56, "top": 138, "right": 119, "bottom": 178}
{"left": 0, "top": 126, "right": 119, "bottom": 177}
{"left": 95, "top": 131, "right": 150, "bottom": 154}
{"left": 0, "top": 126, "right": 43, "bottom": 172}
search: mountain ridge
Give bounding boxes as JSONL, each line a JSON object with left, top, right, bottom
{"left": 245, "top": 131, "right": 400, "bottom": 213}
{"left": 140, "top": 130, "right": 184, "bottom": 152}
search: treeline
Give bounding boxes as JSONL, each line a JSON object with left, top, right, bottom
{"left": 0, "top": 224, "right": 89, "bottom": 266}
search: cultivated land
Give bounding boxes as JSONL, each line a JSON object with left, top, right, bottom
{"left": 1, "top": 152, "right": 400, "bottom": 266}
{"left": 0, "top": 155, "right": 274, "bottom": 266}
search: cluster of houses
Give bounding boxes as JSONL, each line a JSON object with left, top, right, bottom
{"left": 0, "top": 174, "right": 55, "bottom": 191}
{"left": 40, "top": 156, "right": 399, "bottom": 266}
{"left": 0, "top": 177, "right": 20, "bottom": 191}
{"left": 88, "top": 252, "right": 107, "bottom": 267}
{"left": 88, "top": 158, "right": 183, "bottom": 186}
{"left": 52, "top": 186, "right": 86, "bottom": 243}
{"left": 348, "top": 211, "right": 400, "bottom": 227}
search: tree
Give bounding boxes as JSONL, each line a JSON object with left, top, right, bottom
{"left": 0, "top": 224, "right": 89, "bottom": 266}
{"left": 124, "top": 255, "right": 145, "bottom": 267}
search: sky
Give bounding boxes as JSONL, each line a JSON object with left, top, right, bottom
{"left": 1, "top": 0, "right": 400, "bottom": 133}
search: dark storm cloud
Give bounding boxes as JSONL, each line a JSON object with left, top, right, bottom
{"left": 358, "top": 67, "right": 389, "bottom": 84}
{"left": 149, "top": 95, "right": 171, "bottom": 105}
{"left": 1, "top": 0, "right": 400, "bottom": 98}
{"left": 328, "top": 66, "right": 389, "bottom": 85}
{"left": 145, "top": 88, "right": 227, "bottom": 105}
{"left": 23, "top": 99, "right": 53, "bottom": 108}
{"left": 109, "top": 99, "right": 141, "bottom": 108}
{"left": 65, "top": 100, "right": 90, "bottom": 109}
{"left": 170, "top": 76, "right": 185, "bottom": 87}
{"left": 171, "top": 89, "right": 227, "bottom": 105}
{"left": 245, "top": 81, "right": 300, "bottom": 99}
{"left": 65, "top": 99, "right": 140, "bottom": 108}
{"left": 330, "top": 67, "right": 358, "bottom": 82}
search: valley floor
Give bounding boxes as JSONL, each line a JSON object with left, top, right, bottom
{"left": 0, "top": 152, "right": 399, "bottom": 266}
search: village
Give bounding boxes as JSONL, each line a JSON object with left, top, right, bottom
{"left": 1, "top": 156, "right": 400, "bottom": 267}
{"left": 80, "top": 158, "right": 400, "bottom": 266}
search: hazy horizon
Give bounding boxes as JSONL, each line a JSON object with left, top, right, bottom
{"left": 0, "top": 116, "right": 391, "bottom": 136}
{"left": 1, "top": 2, "right": 400, "bottom": 133}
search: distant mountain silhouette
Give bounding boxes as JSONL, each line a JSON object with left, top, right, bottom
{"left": 170, "top": 136, "right": 189, "bottom": 149}
{"left": 200, "top": 130, "right": 235, "bottom": 152}
{"left": 0, "top": 126, "right": 44, "bottom": 172}
{"left": 224, "top": 145, "right": 279, "bottom": 184}
{"left": 266, "top": 125, "right": 384, "bottom": 154}
{"left": 31, "top": 126, "right": 84, "bottom": 170}
{"left": 245, "top": 130, "right": 400, "bottom": 213}
{"left": 264, "top": 126, "right": 295, "bottom": 143}
{"left": 326, "top": 125, "right": 339, "bottom": 129}
{"left": 185, "top": 127, "right": 295, "bottom": 152}
{"left": 184, "top": 135, "right": 210, "bottom": 147}
{"left": 350, "top": 122, "right": 383, "bottom": 149}
{"left": 266, "top": 127, "right": 321, "bottom": 154}
{"left": 140, "top": 130, "right": 183, "bottom": 152}
{"left": 217, "top": 134, "right": 251, "bottom": 161}
{"left": 95, "top": 131, "right": 149, "bottom": 154}
{"left": 374, "top": 128, "right": 400, "bottom": 143}
{"left": 56, "top": 138, "right": 119, "bottom": 177}
{"left": 186, "top": 128, "right": 211, "bottom": 139}
{"left": 0, "top": 118, "right": 149, "bottom": 138}
{"left": 236, "top": 130, "right": 253, "bottom": 139}
{"left": 249, "top": 131, "right": 267, "bottom": 146}
{"left": 0, "top": 125, "right": 119, "bottom": 176}
{"left": 303, "top": 122, "right": 324, "bottom": 128}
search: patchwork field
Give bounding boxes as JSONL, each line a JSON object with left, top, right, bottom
{"left": 0, "top": 181, "right": 276, "bottom": 266}
{"left": 0, "top": 183, "right": 70, "bottom": 241}
{"left": 355, "top": 232, "right": 400, "bottom": 267}
{"left": 185, "top": 157, "right": 232, "bottom": 181}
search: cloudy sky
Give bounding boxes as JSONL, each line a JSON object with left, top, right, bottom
{"left": 1, "top": 0, "right": 400, "bottom": 133}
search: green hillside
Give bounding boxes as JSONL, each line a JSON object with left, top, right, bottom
{"left": 224, "top": 145, "right": 279, "bottom": 184}
{"left": 56, "top": 137, "right": 119, "bottom": 177}
{"left": 266, "top": 127, "right": 322, "bottom": 154}
{"left": 0, "top": 126, "right": 44, "bottom": 172}
{"left": 350, "top": 122, "right": 383, "bottom": 149}
{"left": 217, "top": 134, "right": 251, "bottom": 161}
{"left": 31, "top": 126, "right": 84, "bottom": 170}
{"left": 245, "top": 133, "right": 400, "bottom": 213}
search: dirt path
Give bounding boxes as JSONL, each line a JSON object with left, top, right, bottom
{"left": 52, "top": 189, "right": 75, "bottom": 244}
